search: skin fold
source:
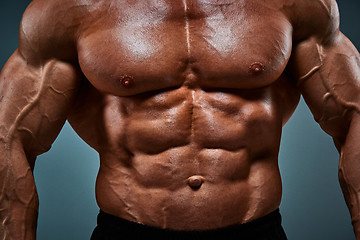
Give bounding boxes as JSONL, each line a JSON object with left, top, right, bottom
{"left": 0, "top": 0, "right": 359, "bottom": 239}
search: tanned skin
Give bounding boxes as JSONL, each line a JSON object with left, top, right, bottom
{"left": 0, "top": 0, "right": 360, "bottom": 239}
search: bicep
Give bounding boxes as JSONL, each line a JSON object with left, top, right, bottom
{"left": 291, "top": 33, "right": 360, "bottom": 145}
{"left": 0, "top": 50, "right": 81, "bottom": 159}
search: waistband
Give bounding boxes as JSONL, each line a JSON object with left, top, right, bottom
{"left": 94, "top": 208, "right": 283, "bottom": 239}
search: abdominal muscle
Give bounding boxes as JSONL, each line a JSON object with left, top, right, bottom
{"left": 79, "top": 85, "right": 285, "bottom": 230}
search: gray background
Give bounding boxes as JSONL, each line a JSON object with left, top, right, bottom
{"left": 0, "top": 0, "right": 359, "bottom": 239}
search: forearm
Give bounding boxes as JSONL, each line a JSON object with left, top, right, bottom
{"left": 339, "top": 159, "right": 360, "bottom": 239}
{"left": 0, "top": 141, "right": 39, "bottom": 240}
{"left": 0, "top": 203, "right": 38, "bottom": 240}
{"left": 338, "top": 114, "right": 360, "bottom": 239}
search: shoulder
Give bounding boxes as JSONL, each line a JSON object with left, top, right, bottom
{"left": 289, "top": 0, "right": 340, "bottom": 43}
{"left": 19, "top": 0, "right": 102, "bottom": 63}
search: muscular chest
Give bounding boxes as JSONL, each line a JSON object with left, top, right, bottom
{"left": 77, "top": 0, "right": 293, "bottom": 96}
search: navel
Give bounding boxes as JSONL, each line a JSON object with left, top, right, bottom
{"left": 187, "top": 175, "right": 205, "bottom": 190}
{"left": 249, "top": 62, "right": 265, "bottom": 74}
{"left": 120, "top": 75, "right": 134, "bottom": 88}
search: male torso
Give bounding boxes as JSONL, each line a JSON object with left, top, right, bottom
{"left": 4, "top": 0, "right": 360, "bottom": 238}
{"left": 54, "top": 0, "right": 304, "bottom": 230}
{"left": 9, "top": 0, "right": 340, "bottom": 232}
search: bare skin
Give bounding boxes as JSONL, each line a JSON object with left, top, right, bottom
{"left": 0, "top": 0, "right": 360, "bottom": 239}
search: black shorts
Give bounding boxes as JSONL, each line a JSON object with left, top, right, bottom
{"left": 90, "top": 209, "right": 287, "bottom": 240}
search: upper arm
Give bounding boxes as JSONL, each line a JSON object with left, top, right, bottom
{"left": 0, "top": 0, "right": 82, "bottom": 161}
{"left": 289, "top": 0, "right": 360, "bottom": 147}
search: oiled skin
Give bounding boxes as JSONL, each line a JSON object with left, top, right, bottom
{"left": 1, "top": 0, "right": 360, "bottom": 239}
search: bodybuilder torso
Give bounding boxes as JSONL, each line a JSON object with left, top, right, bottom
{"left": 60, "top": 0, "right": 302, "bottom": 230}
{"left": 4, "top": 0, "right": 360, "bottom": 237}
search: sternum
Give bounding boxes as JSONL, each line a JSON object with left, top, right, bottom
{"left": 182, "top": 0, "right": 191, "bottom": 56}
{"left": 181, "top": 0, "right": 199, "bottom": 88}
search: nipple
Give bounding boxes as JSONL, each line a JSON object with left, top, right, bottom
{"left": 187, "top": 175, "right": 205, "bottom": 190}
{"left": 249, "top": 62, "right": 265, "bottom": 74}
{"left": 120, "top": 75, "right": 134, "bottom": 88}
